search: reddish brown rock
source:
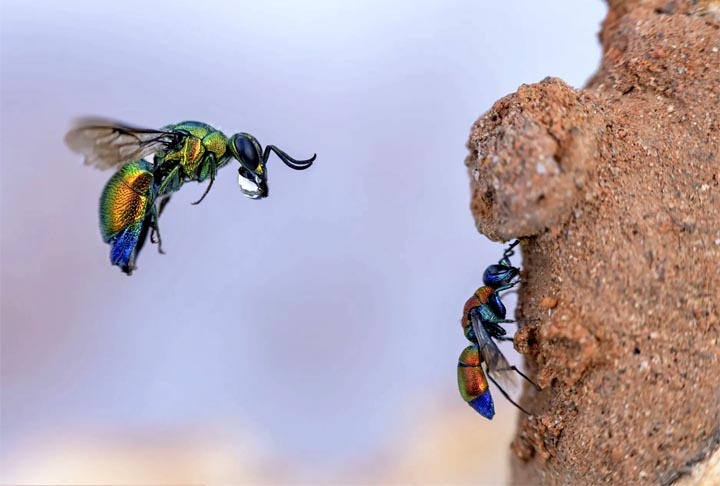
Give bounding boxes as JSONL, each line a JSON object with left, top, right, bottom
{"left": 465, "top": 1, "right": 720, "bottom": 484}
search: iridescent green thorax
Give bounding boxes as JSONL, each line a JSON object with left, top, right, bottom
{"left": 165, "top": 121, "right": 217, "bottom": 138}
{"left": 99, "top": 160, "right": 154, "bottom": 241}
{"left": 159, "top": 121, "right": 230, "bottom": 170}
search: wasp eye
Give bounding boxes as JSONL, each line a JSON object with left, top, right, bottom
{"left": 233, "top": 135, "right": 260, "bottom": 170}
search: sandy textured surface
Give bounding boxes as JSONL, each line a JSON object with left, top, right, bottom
{"left": 465, "top": 0, "right": 720, "bottom": 484}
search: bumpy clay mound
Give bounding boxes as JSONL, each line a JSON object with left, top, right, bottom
{"left": 465, "top": 1, "right": 720, "bottom": 484}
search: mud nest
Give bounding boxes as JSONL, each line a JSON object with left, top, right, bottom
{"left": 465, "top": 1, "right": 720, "bottom": 484}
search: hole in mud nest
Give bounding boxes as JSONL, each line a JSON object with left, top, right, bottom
{"left": 634, "top": 347, "right": 641, "bottom": 355}
{"left": 484, "top": 188, "right": 494, "bottom": 204}
{"left": 525, "top": 334, "right": 538, "bottom": 347}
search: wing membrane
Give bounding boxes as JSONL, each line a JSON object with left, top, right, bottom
{"left": 65, "top": 117, "right": 177, "bottom": 170}
{"left": 471, "top": 313, "right": 518, "bottom": 389}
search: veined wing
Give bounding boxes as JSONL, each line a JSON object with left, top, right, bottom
{"left": 65, "top": 117, "right": 179, "bottom": 170}
{"left": 471, "top": 313, "right": 518, "bottom": 390}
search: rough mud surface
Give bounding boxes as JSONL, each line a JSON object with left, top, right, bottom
{"left": 465, "top": 1, "right": 720, "bottom": 484}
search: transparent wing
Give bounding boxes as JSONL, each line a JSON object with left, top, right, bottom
{"left": 65, "top": 117, "right": 178, "bottom": 170}
{"left": 471, "top": 313, "right": 518, "bottom": 390}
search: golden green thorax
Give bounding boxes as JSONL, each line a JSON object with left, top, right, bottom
{"left": 157, "top": 121, "right": 230, "bottom": 176}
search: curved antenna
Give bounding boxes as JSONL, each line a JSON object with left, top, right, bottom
{"left": 500, "top": 239, "right": 521, "bottom": 265}
{"left": 263, "top": 144, "right": 316, "bottom": 170}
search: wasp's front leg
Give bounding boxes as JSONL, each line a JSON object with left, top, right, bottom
{"left": 192, "top": 153, "right": 218, "bottom": 205}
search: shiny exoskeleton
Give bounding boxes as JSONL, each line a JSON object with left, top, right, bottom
{"left": 461, "top": 240, "right": 521, "bottom": 345}
{"left": 457, "top": 240, "right": 535, "bottom": 419}
{"left": 98, "top": 160, "right": 162, "bottom": 275}
{"left": 66, "top": 117, "right": 316, "bottom": 274}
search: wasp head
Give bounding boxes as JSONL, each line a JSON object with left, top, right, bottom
{"left": 229, "top": 133, "right": 268, "bottom": 199}
{"left": 482, "top": 262, "right": 519, "bottom": 289}
{"left": 483, "top": 240, "right": 521, "bottom": 289}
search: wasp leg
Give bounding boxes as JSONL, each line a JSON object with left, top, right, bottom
{"left": 148, "top": 166, "right": 182, "bottom": 255}
{"left": 155, "top": 165, "right": 183, "bottom": 199}
{"left": 496, "top": 279, "right": 523, "bottom": 295}
{"left": 151, "top": 222, "right": 164, "bottom": 254}
{"left": 486, "top": 372, "right": 533, "bottom": 415}
{"left": 472, "top": 305, "right": 517, "bottom": 341}
{"left": 496, "top": 364, "right": 541, "bottom": 391}
{"left": 495, "top": 336, "right": 515, "bottom": 342}
{"left": 473, "top": 306, "right": 517, "bottom": 326}
{"left": 158, "top": 194, "right": 172, "bottom": 216}
{"left": 149, "top": 204, "right": 163, "bottom": 254}
{"left": 192, "top": 154, "right": 217, "bottom": 205}
{"left": 191, "top": 172, "right": 215, "bottom": 205}
{"left": 150, "top": 195, "right": 172, "bottom": 254}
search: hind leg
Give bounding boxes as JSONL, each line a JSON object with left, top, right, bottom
{"left": 150, "top": 195, "right": 172, "bottom": 254}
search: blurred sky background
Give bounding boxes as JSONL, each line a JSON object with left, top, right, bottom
{"left": 1, "top": 1, "right": 605, "bottom": 483}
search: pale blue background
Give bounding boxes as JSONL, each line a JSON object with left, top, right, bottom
{"left": 1, "top": 1, "right": 605, "bottom": 482}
